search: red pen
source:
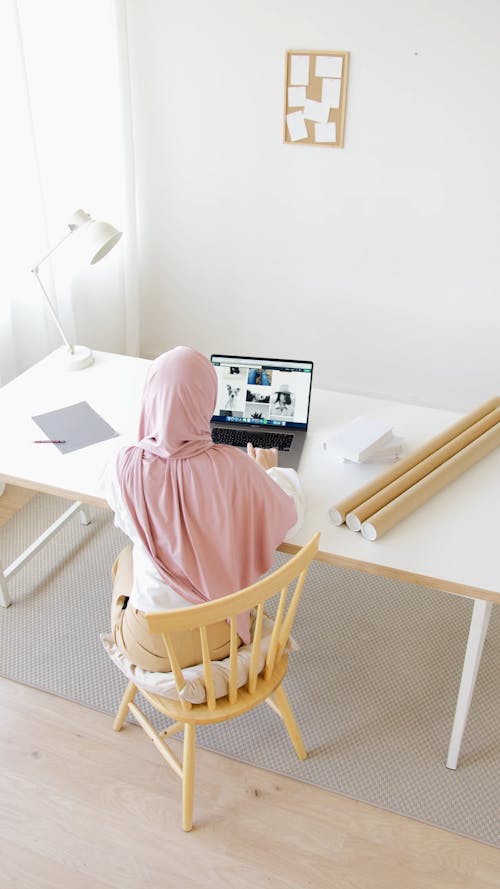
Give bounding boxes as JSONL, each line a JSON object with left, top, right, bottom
{"left": 33, "top": 439, "right": 67, "bottom": 444}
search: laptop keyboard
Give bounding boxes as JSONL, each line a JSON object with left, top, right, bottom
{"left": 212, "top": 427, "right": 294, "bottom": 451}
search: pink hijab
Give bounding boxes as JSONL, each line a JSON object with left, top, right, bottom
{"left": 116, "top": 347, "right": 297, "bottom": 643}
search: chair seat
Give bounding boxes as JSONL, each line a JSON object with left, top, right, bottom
{"left": 101, "top": 613, "right": 296, "bottom": 704}
{"left": 140, "top": 654, "right": 290, "bottom": 725}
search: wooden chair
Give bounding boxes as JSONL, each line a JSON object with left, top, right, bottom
{"left": 112, "top": 532, "right": 320, "bottom": 831}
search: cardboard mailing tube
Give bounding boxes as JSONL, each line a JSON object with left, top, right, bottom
{"left": 328, "top": 396, "right": 500, "bottom": 526}
{"left": 360, "top": 422, "right": 500, "bottom": 541}
{"left": 345, "top": 406, "right": 500, "bottom": 531}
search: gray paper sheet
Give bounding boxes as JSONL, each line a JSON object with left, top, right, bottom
{"left": 32, "top": 401, "right": 119, "bottom": 454}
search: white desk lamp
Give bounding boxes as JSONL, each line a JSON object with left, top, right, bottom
{"left": 31, "top": 209, "right": 122, "bottom": 371}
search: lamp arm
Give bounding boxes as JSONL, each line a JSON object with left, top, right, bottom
{"left": 31, "top": 268, "right": 75, "bottom": 355}
{"left": 30, "top": 229, "right": 74, "bottom": 272}
{"left": 31, "top": 228, "right": 77, "bottom": 356}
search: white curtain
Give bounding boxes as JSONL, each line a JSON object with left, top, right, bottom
{"left": 0, "top": 0, "right": 139, "bottom": 386}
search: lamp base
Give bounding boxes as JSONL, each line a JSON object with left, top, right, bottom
{"left": 61, "top": 345, "right": 94, "bottom": 371}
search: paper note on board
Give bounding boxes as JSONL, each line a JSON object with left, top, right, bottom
{"left": 316, "top": 55, "right": 343, "bottom": 78}
{"left": 303, "top": 99, "right": 330, "bottom": 123}
{"left": 286, "top": 111, "right": 308, "bottom": 141}
{"left": 288, "top": 86, "right": 306, "bottom": 107}
{"left": 321, "top": 78, "right": 341, "bottom": 108}
{"left": 290, "top": 54, "right": 310, "bottom": 86}
{"left": 315, "top": 121, "right": 336, "bottom": 143}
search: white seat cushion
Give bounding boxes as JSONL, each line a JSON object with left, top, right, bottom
{"left": 101, "top": 615, "right": 298, "bottom": 705}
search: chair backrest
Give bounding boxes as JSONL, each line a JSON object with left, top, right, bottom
{"left": 144, "top": 533, "right": 320, "bottom": 712}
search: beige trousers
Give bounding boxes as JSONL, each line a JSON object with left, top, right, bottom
{"left": 110, "top": 545, "right": 235, "bottom": 672}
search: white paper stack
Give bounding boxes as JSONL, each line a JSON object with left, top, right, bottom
{"left": 325, "top": 417, "right": 403, "bottom": 464}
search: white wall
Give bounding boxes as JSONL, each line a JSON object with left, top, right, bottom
{"left": 126, "top": 0, "right": 500, "bottom": 410}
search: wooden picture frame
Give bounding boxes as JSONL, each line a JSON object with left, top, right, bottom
{"left": 284, "top": 49, "right": 349, "bottom": 148}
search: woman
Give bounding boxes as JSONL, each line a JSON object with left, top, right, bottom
{"left": 101, "top": 346, "right": 304, "bottom": 672}
{"left": 273, "top": 391, "right": 293, "bottom": 415}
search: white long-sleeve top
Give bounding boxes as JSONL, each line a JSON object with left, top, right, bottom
{"left": 100, "top": 454, "right": 305, "bottom": 614}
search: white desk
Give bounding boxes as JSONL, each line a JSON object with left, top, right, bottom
{"left": 0, "top": 349, "right": 498, "bottom": 769}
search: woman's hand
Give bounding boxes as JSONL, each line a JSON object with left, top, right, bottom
{"left": 246, "top": 442, "right": 279, "bottom": 469}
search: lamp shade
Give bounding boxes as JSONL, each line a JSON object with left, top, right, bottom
{"left": 68, "top": 210, "right": 122, "bottom": 265}
{"left": 88, "top": 221, "right": 122, "bottom": 264}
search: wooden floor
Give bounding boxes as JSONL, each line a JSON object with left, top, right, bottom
{"left": 1, "top": 485, "right": 498, "bottom": 889}
{"left": 0, "top": 483, "right": 35, "bottom": 524}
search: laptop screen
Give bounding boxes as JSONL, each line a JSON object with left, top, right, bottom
{"left": 211, "top": 355, "right": 313, "bottom": 430}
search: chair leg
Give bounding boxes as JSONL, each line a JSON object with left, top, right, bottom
{"left": 272, "top": 684, "right": 307, "bottom": 760}
{"left": 182, "top": 723, "right": 196, "bottom": 832}
{"left": 113, "top": 681, "right": 137, "bottom": 731}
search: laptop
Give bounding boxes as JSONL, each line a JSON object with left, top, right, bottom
{"left": 210, "top": 354, "right": 314, "bottom": 470}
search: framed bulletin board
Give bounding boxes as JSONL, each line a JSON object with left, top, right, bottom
{"left": 284, "top": 50, "right": 349, "bottom": 148}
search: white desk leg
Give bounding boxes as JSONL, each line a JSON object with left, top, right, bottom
{"left": 0, "top": 500, "right": 84, "bottom": 607}
{"left": 446, "top": 598, "right": 492, "bottom": 770}
{"left": 0, "top": 571, "right": 11, "bottom": 607}
{"left": 1, "top": 483, "right": 12, "bottom": 603}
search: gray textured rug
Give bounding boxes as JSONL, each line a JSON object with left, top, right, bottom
{"left": 0, "top": 494, "right": 498, "bottom": 847}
